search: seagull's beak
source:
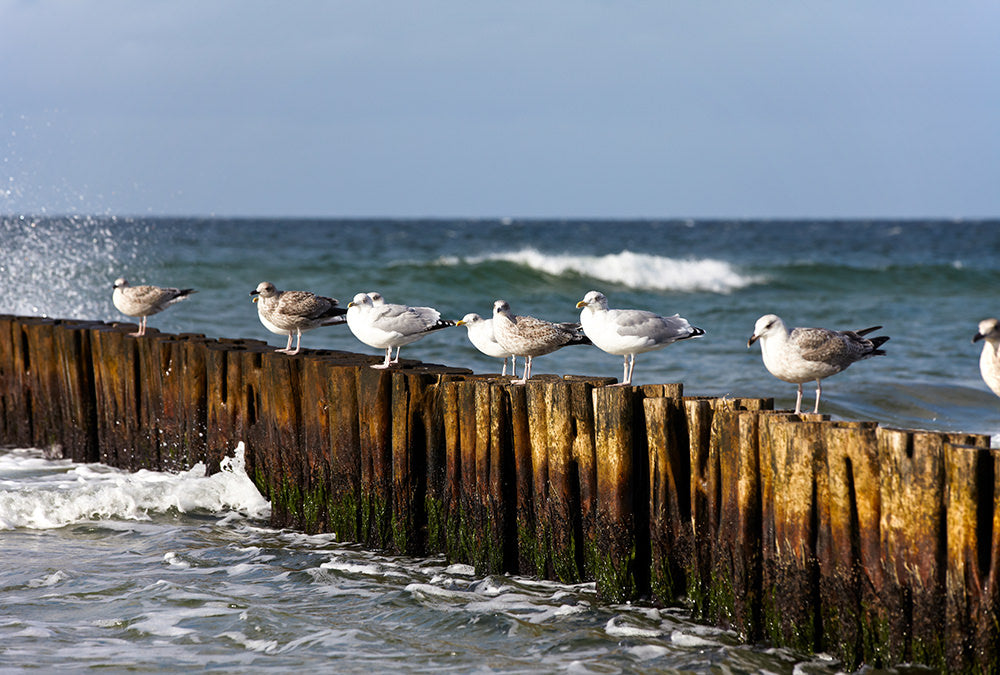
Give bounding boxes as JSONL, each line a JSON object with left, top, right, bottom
{"left": 747, "top": 334, "right": 759, "bottom": 348}
{"left": 576, "top": 300, "right": 587, "bottom": 309}
{"left": 973, "top": 332, "right": 985, "bottom": 344}
{"left": 455, "top": 320, "right": 466, "bottom": 326}
{"left": 348, "top": 301, "right": 355, "bottom": 308}
{"left": 250, "top": 290, "right": 259, "bottom": 297}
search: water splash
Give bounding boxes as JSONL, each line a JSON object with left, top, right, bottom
{"left": 0, "top": 215, "right": 157, "bottom": 320}
{"left": 0, "top": 442, "right": 269, "bottom": 530}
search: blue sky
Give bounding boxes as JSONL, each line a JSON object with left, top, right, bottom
{"left": 2, "top": 1, "right": 998, "bottom": 219}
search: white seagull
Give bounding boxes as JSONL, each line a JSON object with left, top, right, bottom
{"left": 747, "top": 314, "right": 889, "bottom": 414}
{"left": 972, "top": 318, "right": 1000, "bottom": 397}
{"left": 576, "top": 290, "right": 704, "bottom": 386}
{"left": 346, "top": 292, "right": 454, "bottom": 369}
{"left": 112, "top": 277, "right": 196, "bottom": 337}
{"left": 492, "top": 299, "right": 591, "bottom": 385}
{"left": 250, "top": 281, "right": 347, "bottom": 355}
{"left": 456, "top": 312, "right": 517, "bottom": 376}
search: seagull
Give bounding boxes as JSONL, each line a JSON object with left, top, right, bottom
{"left": 576, "top": 290, "right": 704, "bottom": 386}
{"left": 456, "top": 312, "right": 517, "bottom": 376}
{"left": 492, "top": 299, "right": 591, "bottom": 385}
{"left": 346, "top": 292, "right": 455, "bottom": 369}
{"left": 747, "top": 314, "right": 889, "bottom": 414}
{"left": 972, "top": 318, "right": 1000, "bottom": 397}
{"left": 112, "top": 277, "right": 196, "bottom": 337}
{"left": 249, "top": 281, "right": 347, "bottom": 355}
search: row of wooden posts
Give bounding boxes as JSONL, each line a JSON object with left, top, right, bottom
{"left": 1, "top": 314, "right": 998, "bottom": 672}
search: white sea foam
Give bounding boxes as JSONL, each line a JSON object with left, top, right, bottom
{"left": 437, "top": 248, "right": 761, "bottom": 293}
{"left": 0, "top": 442, "right": 269, "bottom": 530}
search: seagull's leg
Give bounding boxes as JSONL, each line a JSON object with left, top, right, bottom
{"left": 501, "top": 358, "right": 507, "bottom": 376}
{"left": 277, "top": 331, "right": 295, "bottom": 353}
{"left": 139, "top": 316, "right": 147, "bottom": 336}
{"left": 813, "top": 380, "right": 821, "bottom": 414}
{"left": 286, "top": 329, "right": 303, "bottom": 356}
{"left": 611, "top": 354, "right": 634, "bottom": 387}
{"left": 390, "top": 346, "right": 402, "bottom": 364}
{"left": 794, "top": 383, "right": 803, "bottom": 415}
{"left": 512, "top": 356, "right": 531, "bottom": 385}
{"left": 372, "top": 347, "right": 392, "bottom": 369}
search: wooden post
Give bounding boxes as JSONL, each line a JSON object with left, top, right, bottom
{"left": 817, "top": 421, "right": 885, "bottom": 669}
{"left": 526, "top": 381, "right": 552, "bottom": 577}
{"left": 943, "top": 443, "right": 1000, "bottom": 672}
{"left": 356, "top": 366, "right": 393, "bottom": 548}
{"left": 52, "top": 321, "right": 99, "bottom": 462}
{"left": 508, "top": 381, "right": 535, "bottom": 575}
{"left": 877, "top": 427, "right": 948, "bottom": 669}
{"left": 328, "top": 363, "right": 362, "bottom": 542}
{"left": 593, "top": 385, "right": 636, "bottom": 602}
{"left": 759, "top": 413, "right": 824, "bottom": 654}
{"left": 644, "top": 396, "right": 693, "bottom": 605}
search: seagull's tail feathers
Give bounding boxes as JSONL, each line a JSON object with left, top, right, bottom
{"left": 678, "top": 326, "right": 706, "bottom": 341}
{"left": 565, "top": 332, "right": 592, "bottom": 347}
{"left": 854, "top": 325, "right": 882, "bottom": 337}
{"left": 868, "top": 335, "right": 890, "bottom": 355}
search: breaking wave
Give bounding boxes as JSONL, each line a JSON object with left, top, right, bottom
{"left": 438, "top": 248, "right": 762, "bottom": 293}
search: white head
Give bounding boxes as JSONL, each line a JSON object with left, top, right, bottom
{"left": 367, "top": 292, "right": 384, "bottom": 305}
{"left": 457, "top": 312, "right": 485, "bottom": 327}
{"left": 251, "top": 281, "right": 278, "bottom": 299}
{"left": 974, "top": 318, "right": 1000, "bottom": 344}
{"left": 113, "top": 277, "right": 129, "bottom": 290}
{"left": 576, "top": 290, "right": 608, "bottom": 311}
{"left": 748, "top": 314, "right": 785, "bottom": 347}
{"left": 493, "top": 299, "right": 512, "bottom": 319}
{"left": 348, "top": 292, "right": 374, "bottom": 309}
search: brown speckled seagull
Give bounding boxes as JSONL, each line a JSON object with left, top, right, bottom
{"left": 492, "top": 299, "right": 591, "bottom": 384}
{"left": 747, "top": 313, "right": 889, "bottom": 414}
{"left": 250, "top": 281, "right": 347, "bottom": 355}
{"left": 112, "top": 277, "right": 196, "bottom": 337}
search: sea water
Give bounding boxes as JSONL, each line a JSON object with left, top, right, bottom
{"left": 1, "top": 216, "right": 995, "bottom": 671}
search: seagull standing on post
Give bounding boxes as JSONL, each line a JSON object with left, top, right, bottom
{"left": 747, "top": 313, "right": 889, "bottom": 414}
{"left": 576, "top": 290, "right": 704, "bottom": 386}
{"left": 112, "top": 277, "right": 196, "bottom": 337}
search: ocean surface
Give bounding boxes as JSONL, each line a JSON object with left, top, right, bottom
{"left": 2, "top": 216, "right": 997, "bottom": 672}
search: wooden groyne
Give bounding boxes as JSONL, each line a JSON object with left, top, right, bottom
{"left": 1, "top": 314, "right": 998, "bottom": 672}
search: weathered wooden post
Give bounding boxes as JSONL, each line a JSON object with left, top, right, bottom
{"left": 544, "top": 379, "right": 583, "bottom": 582}
{"left": 356, "top": 365, "right": 393, "bottom": 548}
{"left": 944, "top": 442, "right": 1000, "bottom": 672}
{"left": 644, "top": 395, "right": 691, "bottom": 605}
{"left": 0, "top": 316, "right": 32, "bottom": 448}
{"left": 327, "top": 361, "right": 362, "bottom": 542}
{"left": 759, "top": 413, "right": 827, "bottom": 654}
{"left": 254, "top": 351, "right": 304, "bottom": 529}
{"left": 593, "top": 385, "right": 636, "bottom": 601}
{"left": 816, "top": 420, "right": 885, "bottom": 669}
{"left": 52, "top": 320, "right": 99, "bottom": 462}
{"left": 89, "top": 323, "right": 143, "bottom": 468}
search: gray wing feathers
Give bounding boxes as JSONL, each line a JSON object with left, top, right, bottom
{"left": 612, "top": 309, "right": 695, "bottom": 342}
{"left": 794, "top": 327, "right": 885, "bottom": 366}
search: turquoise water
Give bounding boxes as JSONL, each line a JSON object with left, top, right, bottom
{"left": 1, "top": 216, "right": 996, "bottom": 671}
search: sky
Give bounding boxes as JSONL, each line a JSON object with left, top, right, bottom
{"left": 1, "top": 1, "right": 998, "bottom": 219}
